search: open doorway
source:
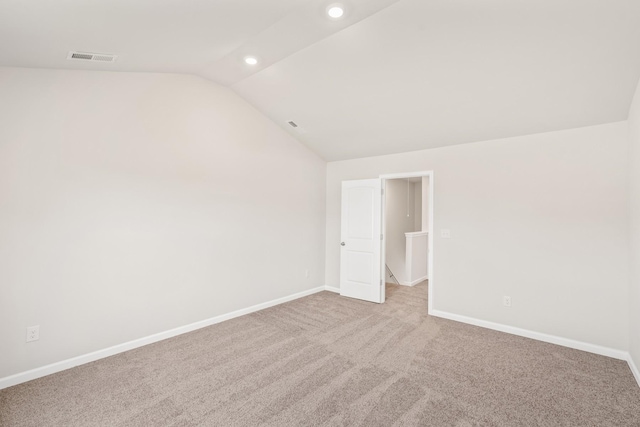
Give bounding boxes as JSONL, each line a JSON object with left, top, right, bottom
{"left": 383, "top": 177, "right": 427, "bottom": 286}
{"left": 380, "top": 172, "right": 433, "bottom": 309}
{"left": 338, "top": 172, "right": 433, "bottom": 309}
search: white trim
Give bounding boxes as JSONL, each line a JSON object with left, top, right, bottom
{"left": 427, "top": 173, "right": 434, "bottom": 314}
{"left": 398, "top": 276, "right": 428, "bottom": 287}
{"left": 379, "top": 171, "right": 431, "bottom": 179}
{"left": 430, "top": 309, "right": 628, "bottom": 360}
{"left": 628, "top": 354, "right": 640, "bottom": 388}
{"left": 0, "top": 286, "right": 326, "bottom": 391}
{"left": 381, "top": 179, "right": 387, "bottom": 303}
{"left": 325, "top": 285, "right": 340, "bottom": 293}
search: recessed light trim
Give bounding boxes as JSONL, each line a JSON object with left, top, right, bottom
{"left": 244, "top": 56, "right": 258, "bottom": 65}
{"left": 327, "top": 4, "right": 345, "bottom": 19}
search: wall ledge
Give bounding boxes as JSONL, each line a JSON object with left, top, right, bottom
{"left": 404, "top": 231, "right": 428, "bottom": 237}
{"left": 398, "top": 276, "right": 428, "bottom": 287}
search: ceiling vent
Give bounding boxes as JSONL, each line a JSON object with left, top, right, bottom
{"left": 67, "top": 51, "right": 117, "bottom": 63}
{"left": 287, "top": 120, "right": 307, "bottom": 135}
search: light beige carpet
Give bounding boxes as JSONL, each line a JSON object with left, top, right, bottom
{"left": 1, "top": 281, "right": 639, "bottom": 426}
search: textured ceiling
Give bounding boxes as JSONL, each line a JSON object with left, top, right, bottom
{"left": 2, "top": 0, "right": 640, "bottom": 161}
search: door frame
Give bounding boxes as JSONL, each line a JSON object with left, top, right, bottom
{"left": 380, "top": 171, "right": 434, "bottom": 313}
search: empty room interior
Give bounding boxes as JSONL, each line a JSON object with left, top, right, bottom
{"left": 2, "top": 0, "right": 640, "bottom": 425}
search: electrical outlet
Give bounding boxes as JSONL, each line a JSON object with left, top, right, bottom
{"left": 503, "top": 296, "right": 511, "bottom": 307}
{"left": 441, "top": 229, "right": 451, "bottom": 238}
{"left": 26, "top": 325, "right": 40, "bottom": 342}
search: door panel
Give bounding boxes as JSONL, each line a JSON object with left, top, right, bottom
{"left": 347, "top": 187, "right": 374, "bottom": 239}
{"left": 346, "top": 252, "right": 374, "bottom": 284}
{"left": 340, "top": 179, "right": 382, "bottom": 303}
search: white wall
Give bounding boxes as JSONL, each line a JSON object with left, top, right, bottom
{"left": 326, "top": 123, "right": 629, "bottom": 351}
{"left": 414, "top": 181, "right": 422, "bottom": 231}
{"left": 629, "top": 78, "right": 640, "bottom": 373}
{"left": 0, "top": 67, "right": 326, "bottom": 379}
{"left": 384, "top": 179, "right": 417, "bottom": 284}
{"left": 405, "top": 232, "right": 428, "bottom": 284}
{"left": 421, "top": 176, "right": 429, "bottom": 231}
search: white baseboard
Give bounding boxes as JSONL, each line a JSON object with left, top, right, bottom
{"left": 628, "top": 354, "right": 640, "bottom": 388}
{"left": 0, "top": 286, "right": 326, "bottom": 391}
{"left": 399, "top": 275, "right": 428, "bottom": 287}
{"left": 429, "top": 309, "right": 628, "bottom": 361}
{"left": 6, "top": 290, "right": 635, "bottom": 391}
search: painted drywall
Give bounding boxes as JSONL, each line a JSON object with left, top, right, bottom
{"left": 384, "top": 179, "right": 418, "bottom": 284}
{"left": 629, "top": 78, "right": 640, "bottom": 373}
{"left": 326, "top": 123, "right": 629, "bottom": 350}
{"left": 0, "top": 67, "right": 326, "bottom": 379}
{"left": 405, "top": 232, "right": 428, "bottom": 284}
{"left": 421, "top": 176, "right": 429, "bottom": 231}
{"left": 414, "top": 182, "right": 422, "bottom": 231}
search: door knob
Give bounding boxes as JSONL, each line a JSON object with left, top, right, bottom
{"left": 340, "top": 242, "right": 345, "bottom": 246}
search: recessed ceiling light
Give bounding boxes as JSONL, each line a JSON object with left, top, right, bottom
{"left": 327, "top": 4, "right": 345, "bottom": 19}
{"left": 244, "top": 56, "right": 258, "bottom": 65}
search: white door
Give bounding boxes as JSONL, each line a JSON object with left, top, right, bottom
{"left": 340, "top": 179, "right": 383, "bottom": 303}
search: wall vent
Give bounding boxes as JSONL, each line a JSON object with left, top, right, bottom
{"left": 67, "top": 51, "right": 117, "bottom": 63}
{"left": 287, "top": 121, "right": 298, "bottom": 128}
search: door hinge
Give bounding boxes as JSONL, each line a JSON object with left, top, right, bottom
{"left": 381, "top": 188, "right": 384, "bottom": 195}
{"left": 380, "top": 234, "right": 383, "bottom": 240}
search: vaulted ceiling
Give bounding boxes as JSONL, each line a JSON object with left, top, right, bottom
{"left": 2, "top": 0, "right": 640, "bottom": 161}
